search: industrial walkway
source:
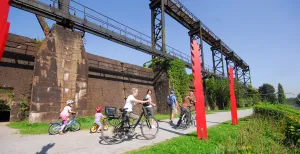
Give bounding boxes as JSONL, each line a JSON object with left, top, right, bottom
{"left": 0, "top": 109, "right": 253, "bottom": 154}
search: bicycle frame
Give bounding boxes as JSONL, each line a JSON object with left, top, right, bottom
{"left": 119, "top": 106, "right": 149, "bottom": 129}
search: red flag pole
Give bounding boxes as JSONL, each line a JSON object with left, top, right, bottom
{"left": 191, "top": 40, "right": 208, "bottom": 139}
{"left": 0, "top": 0, "right": 11, "bottom": 60}
{"left": 0, "top": 22, "right": 10, "bottom": 60}
{"left": 229, "top": 66, "right": 238, "bottom": 125}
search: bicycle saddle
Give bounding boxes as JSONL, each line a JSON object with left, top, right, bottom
{"left": 119, "top": 108, "right": 128, "bottom": 112}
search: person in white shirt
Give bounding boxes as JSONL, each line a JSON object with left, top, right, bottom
{"left": 124, "top": 88, "right": 150, "bottom": 125}
{"left": 143, "top": 89, "right": 156, "bottom": 117}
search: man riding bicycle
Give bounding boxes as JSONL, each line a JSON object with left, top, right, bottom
{"left": 176, "top": 91, "right": 196, "bottom": 128}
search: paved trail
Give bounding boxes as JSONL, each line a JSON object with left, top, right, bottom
{"left": 0, "top": 109, "right": 252, "bottom": 154}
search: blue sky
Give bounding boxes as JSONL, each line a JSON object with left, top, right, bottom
{"left": 7, "top": 0, "right": 300, "bottom": 97}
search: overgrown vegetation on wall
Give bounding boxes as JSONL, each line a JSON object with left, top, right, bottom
{"left": 145, "top": 58, "right": 261, "bottom": 107}
{"left": 144, "top": 58, "right": 189, "bottom": 104}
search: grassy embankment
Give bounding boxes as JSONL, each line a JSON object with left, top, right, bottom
{"left": 128, "top": 104, "right": 299, "bottom": 154}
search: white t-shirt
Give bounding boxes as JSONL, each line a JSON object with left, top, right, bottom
{"left": 60, "top": 106, "right": 71, "bottom": 117}
{"left": 145, "top": 94, "right": 152, "bottom": 108}
{"left": 124, "top": 95, "right": 135, "bottom": 112}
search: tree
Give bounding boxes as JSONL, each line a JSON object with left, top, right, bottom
{"left": 277, "top": 83, "right": 286, "bottom": 104}
{"left": 296, "top": 93, "right": 300, "bottom": 106}
{"left": 258, "top": 84, "right": 276, "bottom": 103}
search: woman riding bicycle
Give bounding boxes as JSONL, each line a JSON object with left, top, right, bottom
{"left": 176, "top": 91, "right": 196, "bottom": 128}
{"left": 124, "top": 88, "right": 150, "bottom": 126}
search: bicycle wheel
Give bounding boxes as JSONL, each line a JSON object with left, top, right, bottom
{"left": 101, "top": 123, "right": 125, "bottom": 145}
{"left": 108, "top": 117, "right": 120, "bottom": 127}
{"left": 48, "top": 123, "right": 61, "bottom": 135}
{"left": 90, "top": 123, "right": 99, "bottom": 133}
{"left": 141, "top": 117, "right": 159, "bottom": 140}
{"left": 71, "top": 121, "right": 81, "bottom": 131}
{"left": 191, "top": 114, "right": 196, "bottom": 127}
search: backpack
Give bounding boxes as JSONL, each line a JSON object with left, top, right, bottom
{"left": 167, "top": 94, "right": 173, "bottom": 106}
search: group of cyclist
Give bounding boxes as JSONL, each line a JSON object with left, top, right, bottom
{"left": 167, "top": 90, "right": 196, "bottom": 128}
{"left": 57, "top": 87, "right": 195, "bottom": 135}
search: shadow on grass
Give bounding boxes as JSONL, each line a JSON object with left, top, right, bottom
{"left": 36, "top": 143, "right": 55, "bottom": 154}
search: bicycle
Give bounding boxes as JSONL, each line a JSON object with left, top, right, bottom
{"left": 48, "top": 113, "right": 81, "bottom": 135}
{"left": 90, "top": 116, "right": 120, "bottom": 133}
{"left": 90, "top": 106, "right": 122, "bottom": 133}
{"left": 177, "top": 105, "right": 196, "bottom": 130}
{"left": 101, "top": 106, "right": 159, "bottom": 144}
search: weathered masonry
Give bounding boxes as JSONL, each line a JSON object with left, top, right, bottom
{"left": 1, "top": 26, "right": 170, "bottom": 122}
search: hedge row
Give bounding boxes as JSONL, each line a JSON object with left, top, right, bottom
{"left": 254, "top": 103, "right": 300, "bottom": 146}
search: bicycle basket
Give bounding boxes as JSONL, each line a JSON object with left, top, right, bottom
{"left": 105, "top": 106, "right": 117, "bottom": 117}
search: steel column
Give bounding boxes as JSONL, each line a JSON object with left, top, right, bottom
{"left": 211, "top": 40, "right": 225, "bottom": 76}
{"left": 150, "top": 0, "right": 166, "bottom": 55}
{"left": 242, "top": 67, "right": 251, "bottom": 85}
{"left": 189, "top": 22, "right": 205, "bottom": 74}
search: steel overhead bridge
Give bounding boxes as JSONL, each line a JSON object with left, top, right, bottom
{"left": 160, "top": 0, "right": 249, "bottom": 69}
{"left": 9, "top": 0, "right": 251, "bottom": 84}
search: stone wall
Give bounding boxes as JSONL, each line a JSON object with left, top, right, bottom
{"left": 29, "top": 24, "right": 88, "bottom": 123}
{"left": 87, "top": 53, "right": 156, "bottom": 115}
{"left": 2, "top": 32, "right": 163, "bottom": 122}
{"left": 0, "top": 34, "right": 36, "bottom": 121}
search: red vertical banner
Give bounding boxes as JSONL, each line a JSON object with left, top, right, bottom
{"left": 191, "top": 40, "right": 208, "bottom": 139}
{"left": 0, "top": 22, "right": 10, "bottom": 60}
{"left": 228, "top": 66, "right": 238, "bottom": 125}
{"left": 0, "top": 0, "right": 11, "bottom": 60}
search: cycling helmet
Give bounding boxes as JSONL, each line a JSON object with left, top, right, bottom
{"left": 95, "top": 107, "right": 102, "bottom": 112}
{"left": 66, "top": 100, "right": 74, "bottom": 105}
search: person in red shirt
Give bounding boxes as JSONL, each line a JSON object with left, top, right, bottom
{"left": 176, "top": 91, "right": 196, "bottom": 127}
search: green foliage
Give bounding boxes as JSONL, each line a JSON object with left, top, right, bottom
{"left": 296, "top": 93, "right": 300, "bottom": 106}
{"left": 17, "top": 98, "right": 29, "bottom": 121}
{"left": 254, "top": 103, "right": 300, "bottom": 148}
{"left": 34, "top": 38, "right": 44, "bottom": 48}
{"left": 128, "top": 117, "right": 294, "bottom": 154}
{"left": 278, "top": 83, "right": 286, "bottom": 104}
{"left": 258, "top": 83, "right": 276, "bottom": 103}
{"left": 205, "top": 77, "right": 257, "bottom": 110}
{"left": 0, "top": 99, "right": 10, "bottom": 111}
{"left": 146, "top": 58, "right": 190, "bottom": 104}
{"left": 167, "top": 59, "right": 190, "bottom": 104}
{"left": 246, "top": 85, "right": 261, "bottom": 106}
{"left": 286, "top": 97, "right": 296, "bottom": 106}
{"left": 234, "top": 79, "right": 247, "bottom": 107}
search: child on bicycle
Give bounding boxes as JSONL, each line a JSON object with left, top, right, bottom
{"left": 59, "top": 100, "right": 76, "bottom": 134}
{"left": 95, "top": 107, "right": 106, "bottom": 132}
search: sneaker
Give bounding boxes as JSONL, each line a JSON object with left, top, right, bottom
{"left": 151, "top": 125, "right": 156, "bottom": 129}
{"left": 169, "top": 120, "right": 173, "bottom": 124}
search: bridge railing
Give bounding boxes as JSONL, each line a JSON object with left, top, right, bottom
{"left": 41, "top": 0, "right": 213, "bottom": 74}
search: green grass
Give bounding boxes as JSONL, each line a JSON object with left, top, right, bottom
{"left": 7, "top": 116, "right": 96, "bottom": 135}
{"left": 128, "top": 116, "right": 295, "bottom": 154}
{"left": 7, "top": 121, "right": 49, "bottom": 135}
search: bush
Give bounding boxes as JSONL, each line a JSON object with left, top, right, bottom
{"left": 254, "top": 103, "right": 300, "bottom": 147}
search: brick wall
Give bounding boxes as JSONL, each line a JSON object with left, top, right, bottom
{"left": 2, "top": 33, "right": 160, "bottom": 121}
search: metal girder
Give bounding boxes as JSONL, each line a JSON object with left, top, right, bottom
{"left": 225, "top": 57, "right": 235, "bottom": 77}
{"left": 188, "top": 21, "right": 205, "bottom": 72}
{"left": 151, "top": 0, "right": 166, "bottom": 54}
{"left": 242, "top": 67, "right": 251, "bottom": 85}
{"left": 235, "top": 66, "right": 243, "bottom": 82}
{"left": 211, "top": 40, "right": 225, "bottom": 76}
